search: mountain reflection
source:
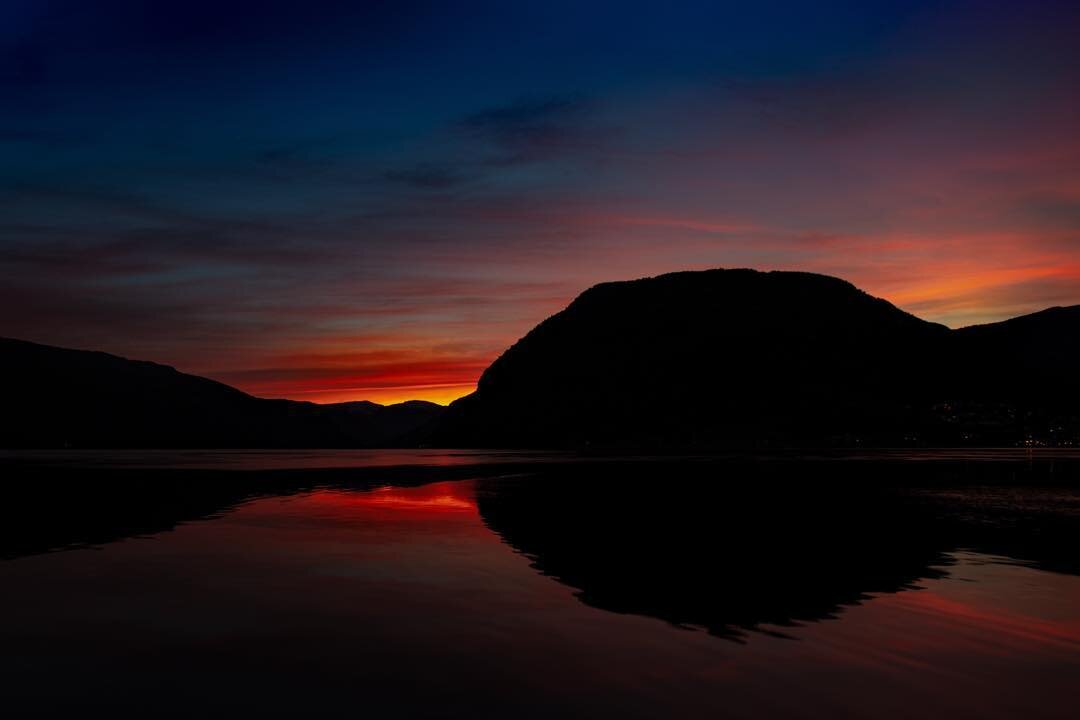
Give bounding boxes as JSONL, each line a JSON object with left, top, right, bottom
{"left": 0, "top": 461, "right": 517, "bottom": 559}
{"left": 3, "top": 453, "right": 1080, "bottom": 720}
{"left": 476, "top": 460, "right": 1080, "bottom": 639}
{"left": 4, "top": 453, "right": 1079, "bottom": 645}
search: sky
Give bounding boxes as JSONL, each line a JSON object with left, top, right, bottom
{"left": 2, "top": 1, "right": 1079, "bottom": 404}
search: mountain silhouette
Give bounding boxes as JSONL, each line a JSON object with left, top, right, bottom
{"left": 0, "top": 338, "right": 443, "bottom": 448}
{"left": 951, "top": 305, "right": 1080, "bottom": 423}
{"left": 5, "top": 269, "right": 1077, "bottom": 449}
{"left": 432, "top": 269, "right": 1080, "bottom": 448}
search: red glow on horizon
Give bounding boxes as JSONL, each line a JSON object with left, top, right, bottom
{"left": 209, "top": 350, "right": 489, "bottom": 405}
{"left": 195, "top": 219, "right": 1080, "bottom": 406}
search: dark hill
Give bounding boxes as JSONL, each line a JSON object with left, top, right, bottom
{"left": 432, "top": 269, "right": 1080, "bottom": 448}
{"left": 0, "top": 338, "right": 443, "bottom": 448}
{"left": 941, "top": 305, "right": 1080, "bottom": 445}
{"left": 953, "top": 305, "right": 1080, "bottom": 399}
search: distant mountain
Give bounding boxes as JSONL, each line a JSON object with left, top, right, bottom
{"left": 0, "top": 338, "right": 444, "bottom": 448}
{"left": 944, "top": 305, "right": 1080, "bottom": 445}
{"left": 953, "top": 305, "right": 1080, "bottom": 398}
{"left": 431, "top": 269, "right": 1080, "bottom": 448}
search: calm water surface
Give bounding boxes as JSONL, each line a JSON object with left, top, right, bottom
{"left": 1, "top": 451, "right": 1079, "bottom": 718}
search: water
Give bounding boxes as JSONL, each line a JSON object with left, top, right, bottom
{"left": 2, "top": 451, "right": 1079, "bottom": 718}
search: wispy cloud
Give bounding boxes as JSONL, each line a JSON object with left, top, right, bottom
{"left": 458, "top": 94, "right": 612, "bottom": 166}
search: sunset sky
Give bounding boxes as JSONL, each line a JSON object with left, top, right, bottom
{"left": 3, "top": 1, "right": 1079, "bottom": 404}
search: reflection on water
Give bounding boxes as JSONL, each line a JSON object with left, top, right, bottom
{"left": 476, "top": 470, "right": 949, "bottom": 639}
{"left": 475, "top": 462, "right": 1080, "bottom": 638}
{"left": 1, "top": 452, "right": 1079, "bottom": 718}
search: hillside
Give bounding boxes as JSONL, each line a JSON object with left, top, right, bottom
{"left": 431, "top": 269, "right": 1080, "bottom": 448}
{"left": 0, "top": 338, "right": 443, "bottom": 448}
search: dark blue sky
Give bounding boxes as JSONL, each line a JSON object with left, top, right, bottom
{"left": 3, "top": 1, "right": 1079, "bottom": 402}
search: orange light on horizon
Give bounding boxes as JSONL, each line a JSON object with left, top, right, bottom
{"left": 868, "top": 261, "right": 1080, "bottom": 327}
{"left": 280, "top": 382, "right": 476, "bottom": 407}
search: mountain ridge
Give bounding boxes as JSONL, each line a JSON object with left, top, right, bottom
{"left": 3, "top": 268, "right": 1077, "bottom": 448}
{"left": 434, "top": 268, "right": 1079, "bottom": 448}
{"left": 0, "top": 337, "right": 444, "bottom": 448}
